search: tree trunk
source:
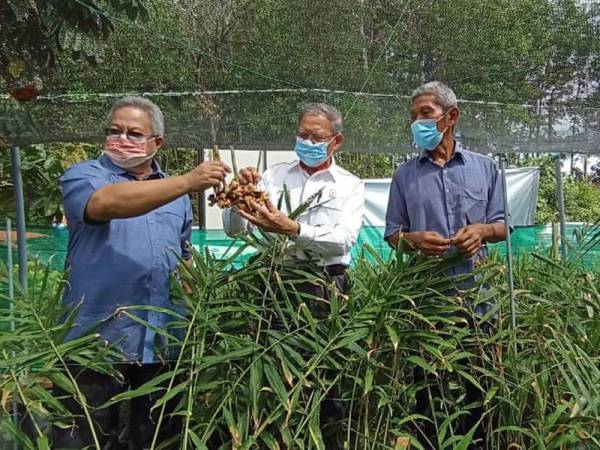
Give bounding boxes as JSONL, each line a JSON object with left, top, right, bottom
{"left": 359, "top": 0, "right": 369, "bottom": 73}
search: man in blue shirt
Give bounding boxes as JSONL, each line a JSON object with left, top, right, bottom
{"left": 54, "top": 96, "right": 229, "bottom": 449}
{"left": 385, "top": 82, "right": 506, "bottom": 272}
{"left": 384, "top": 81, "right": 507, "bottom": 450}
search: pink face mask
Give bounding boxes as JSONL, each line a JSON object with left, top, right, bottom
{"left": 103, "top": 137, "right": 157, "bottom": 169}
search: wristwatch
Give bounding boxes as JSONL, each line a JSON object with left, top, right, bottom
{"left": 291, "top": 222, "right": 301, "bottom": 240}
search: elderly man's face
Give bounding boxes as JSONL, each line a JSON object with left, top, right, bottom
{"left": 107, "top": 106, "right": 163, "bottom": 155}
{"left": 411, "top": 94, "right": 445, "bottom": 121}
{"left": 297, "top": 113, "right": 343, "bottom": 157}
{"left": 410, "top": 94, "right": 458, "bottom": 133}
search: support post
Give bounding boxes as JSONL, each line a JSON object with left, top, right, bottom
{"left": 6, "top": 219, "right": 19, "bottom": 450}
{"left": 554, "top": 155, "right": 567, "bottom": 258}
{"left": 10, "top": 145, "right": 27, "bottom": 289}
{"left": 499, "top": 155, "right": 517, "bottom": 347}
{"left": 196, "top": 147, "right": 206, "bottom": 230}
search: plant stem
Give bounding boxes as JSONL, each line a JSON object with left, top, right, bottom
{"left": 30, "top": 310, "right": 102, "bottom": 450}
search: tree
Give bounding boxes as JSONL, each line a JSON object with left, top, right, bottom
{"left": 1, "top": 0, "right": 599, "bottom": 224}
{"left": 0, "top": 0, "right": 150, "bottom": 93}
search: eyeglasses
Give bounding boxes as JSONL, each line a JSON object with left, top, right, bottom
{"left": 295, "top": 130, "right": 335, "bottom": 143}
{"left": 409, "top": 109, "right": 452, "bottom": 124}
{"left": 105, "top": 128, "right": 156, "bottom": 143}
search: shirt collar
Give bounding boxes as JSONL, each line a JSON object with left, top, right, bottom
{"left": 100, "top": 154, "right": 165, "bottom": 179}
{"left": 418, "top": 140, "right": 466, "bottom": 165}
{"left": 293, "top": 157, "right": 341, "bottom": 182}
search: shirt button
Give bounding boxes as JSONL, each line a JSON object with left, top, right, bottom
{"left": 152, "top": 287, "right": 158, "bottom": 293}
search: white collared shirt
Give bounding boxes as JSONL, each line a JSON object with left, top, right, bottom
{"left": 223, "top": 160, "right": 365, "bottom": 266}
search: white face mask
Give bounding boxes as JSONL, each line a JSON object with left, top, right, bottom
{"left": 103, "top": 137, "right": 157, "bottom": 169}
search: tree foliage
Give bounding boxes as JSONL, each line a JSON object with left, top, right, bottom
{"left": 1, "top": 0, "right": 599, "bottom": 224}
{"left": 0, "top": 0, "right": 150, "bottom": 90}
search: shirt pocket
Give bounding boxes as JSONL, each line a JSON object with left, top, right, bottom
{"left": 317, "top": 196, "right": 344, "bottom": 211}
{"left": 156, "top": 205, "right": 185, "bottom": 254}
{"left": 309, "top": 197, "right": 345, "bottom": 225}
{"left": 462, "top": 187, "right": 487, "bottom": 225}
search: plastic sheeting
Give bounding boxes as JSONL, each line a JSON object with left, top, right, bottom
{"left": 363, "top": 167, "right": 540, "bottom": 228}
{"left": 203, "top": 148, "right": 539, "bottom": 229}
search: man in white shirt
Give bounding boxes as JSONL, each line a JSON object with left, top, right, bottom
{"left": 223, "top": 102, "right": 363, "bottom": 448}
{"left": 223, "top": 103, "right": 365, "bottom": 297}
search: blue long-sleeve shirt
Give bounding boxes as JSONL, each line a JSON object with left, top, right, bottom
{"left": 384, "top": 142, "right": 506, "bottom": 277}
{"left": 60, "top": 155, "right": 192, "bottom": 362}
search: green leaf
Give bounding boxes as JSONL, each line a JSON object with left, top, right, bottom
{"left": 250, "top": 358, "right": 263, "bottom": 425}
{"left": 364, "top": 367, "right": 374, "bottom": 396}
{"left": 484, "top": 386, "right": 498, "bottom": 405}
{"left": 454, "top": 416, "right": 484, "bottom": 450}
{"left": 188, "top": 430, "right": 208, "bottom": 450}
{"left": 259, "top": 431, "right": 280, "bottom": 450}
{"left": 455, "top": 368, "right": 484, "bottom": 394}
{"left": 406, "top": 355, "right": 437, "bottom": 376}
{"left": 263, "top": 359, "right": 289, "bottom": 410}
{"left": 150, "top": 380, "right": 188, "bottom": 411}
{"left": 308, "top": 395, "right": 325, "bottom": 450}
{"left": 385, "top": 324, "right": 399, "bottom": 352}
{"left": 35, "top": 436, "right": 51, "bottom": 450}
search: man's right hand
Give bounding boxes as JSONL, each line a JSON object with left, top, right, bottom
{"left": 403, "top": 231, "right": 451, "bottom": 257}
{"left": 184, "top": 161, "right": 230, "bottom": 192}
{"left": 238, "top": 166, "right": 261, "bottom": 185}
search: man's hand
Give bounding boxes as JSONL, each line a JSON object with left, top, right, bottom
{"left": 238, "top": 166, "right": 261, "bottom": 185}
{"left": 451, "top": 224, "right": 485, "bottom": 257}
{"left": 403, "top": 231, "right": 451, "bottom": 257}
{"left": 237, "top": 199, "right": 300, "bottom": 236}
{"left": 183, "top": 161, "right": 230, "bottom": 192}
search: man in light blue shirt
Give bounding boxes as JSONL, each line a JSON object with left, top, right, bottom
{"left": 384, "top": 81, "right": 507, "bottom": 450}
{"left": 385, "top": 83, "right": 506, "bottom": 273}
{"left": 55, "top": 96, "right": 230, "bottom": 449}
{"left": 385, "top": 143, "right": 506, "bottom": 278}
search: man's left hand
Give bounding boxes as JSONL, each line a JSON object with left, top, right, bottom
{"left": 452, "top": 224, "right": 486, "bottom": 257}
{"left": 237, "top": 199, "right": 300, "bottom": 236}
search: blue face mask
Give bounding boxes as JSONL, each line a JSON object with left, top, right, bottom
{"left": 294, "top": 136, "right": 332, "bottom": 167}
{"left": 411, "top": 114, "right": 448, "bottom": 151}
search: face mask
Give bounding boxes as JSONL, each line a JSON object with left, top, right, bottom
{"left": 103, "top": 137, "right": 157, "bottom": 169}
{"left": 294, "top": 136, "right": 332, "bottom": 167}
{"left": 411, "top": 113, "right": 449, "bottom": 151}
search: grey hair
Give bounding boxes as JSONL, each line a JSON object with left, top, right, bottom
{"left": 411, "top": 81, "right": 458, "bottom": 111}
{"left": 107, "top": 96, "right": 165, "bottom": 136}
{"left": 298, "top": 103, "right": 343, "bottom": 134}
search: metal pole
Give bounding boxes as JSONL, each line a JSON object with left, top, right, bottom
{"left": 499, "top": 155, "right": 517, "bottom": 343}
{"left": 554, "top": 155, "right": 568, "bottom": 258}
{"left": 196, "top": 147, "right": 206, "bottom": 230}
{"left": 6, "top": 219, "right": 19, "bottom": 450}
{"left": 6, "top": 219, "right": 15, "bottom": 328}
{"left": 261, "top": 149, "right": 267, "bottom": 172}
{"left": 9, "top": 145, "right": 27, "bottom": 289}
